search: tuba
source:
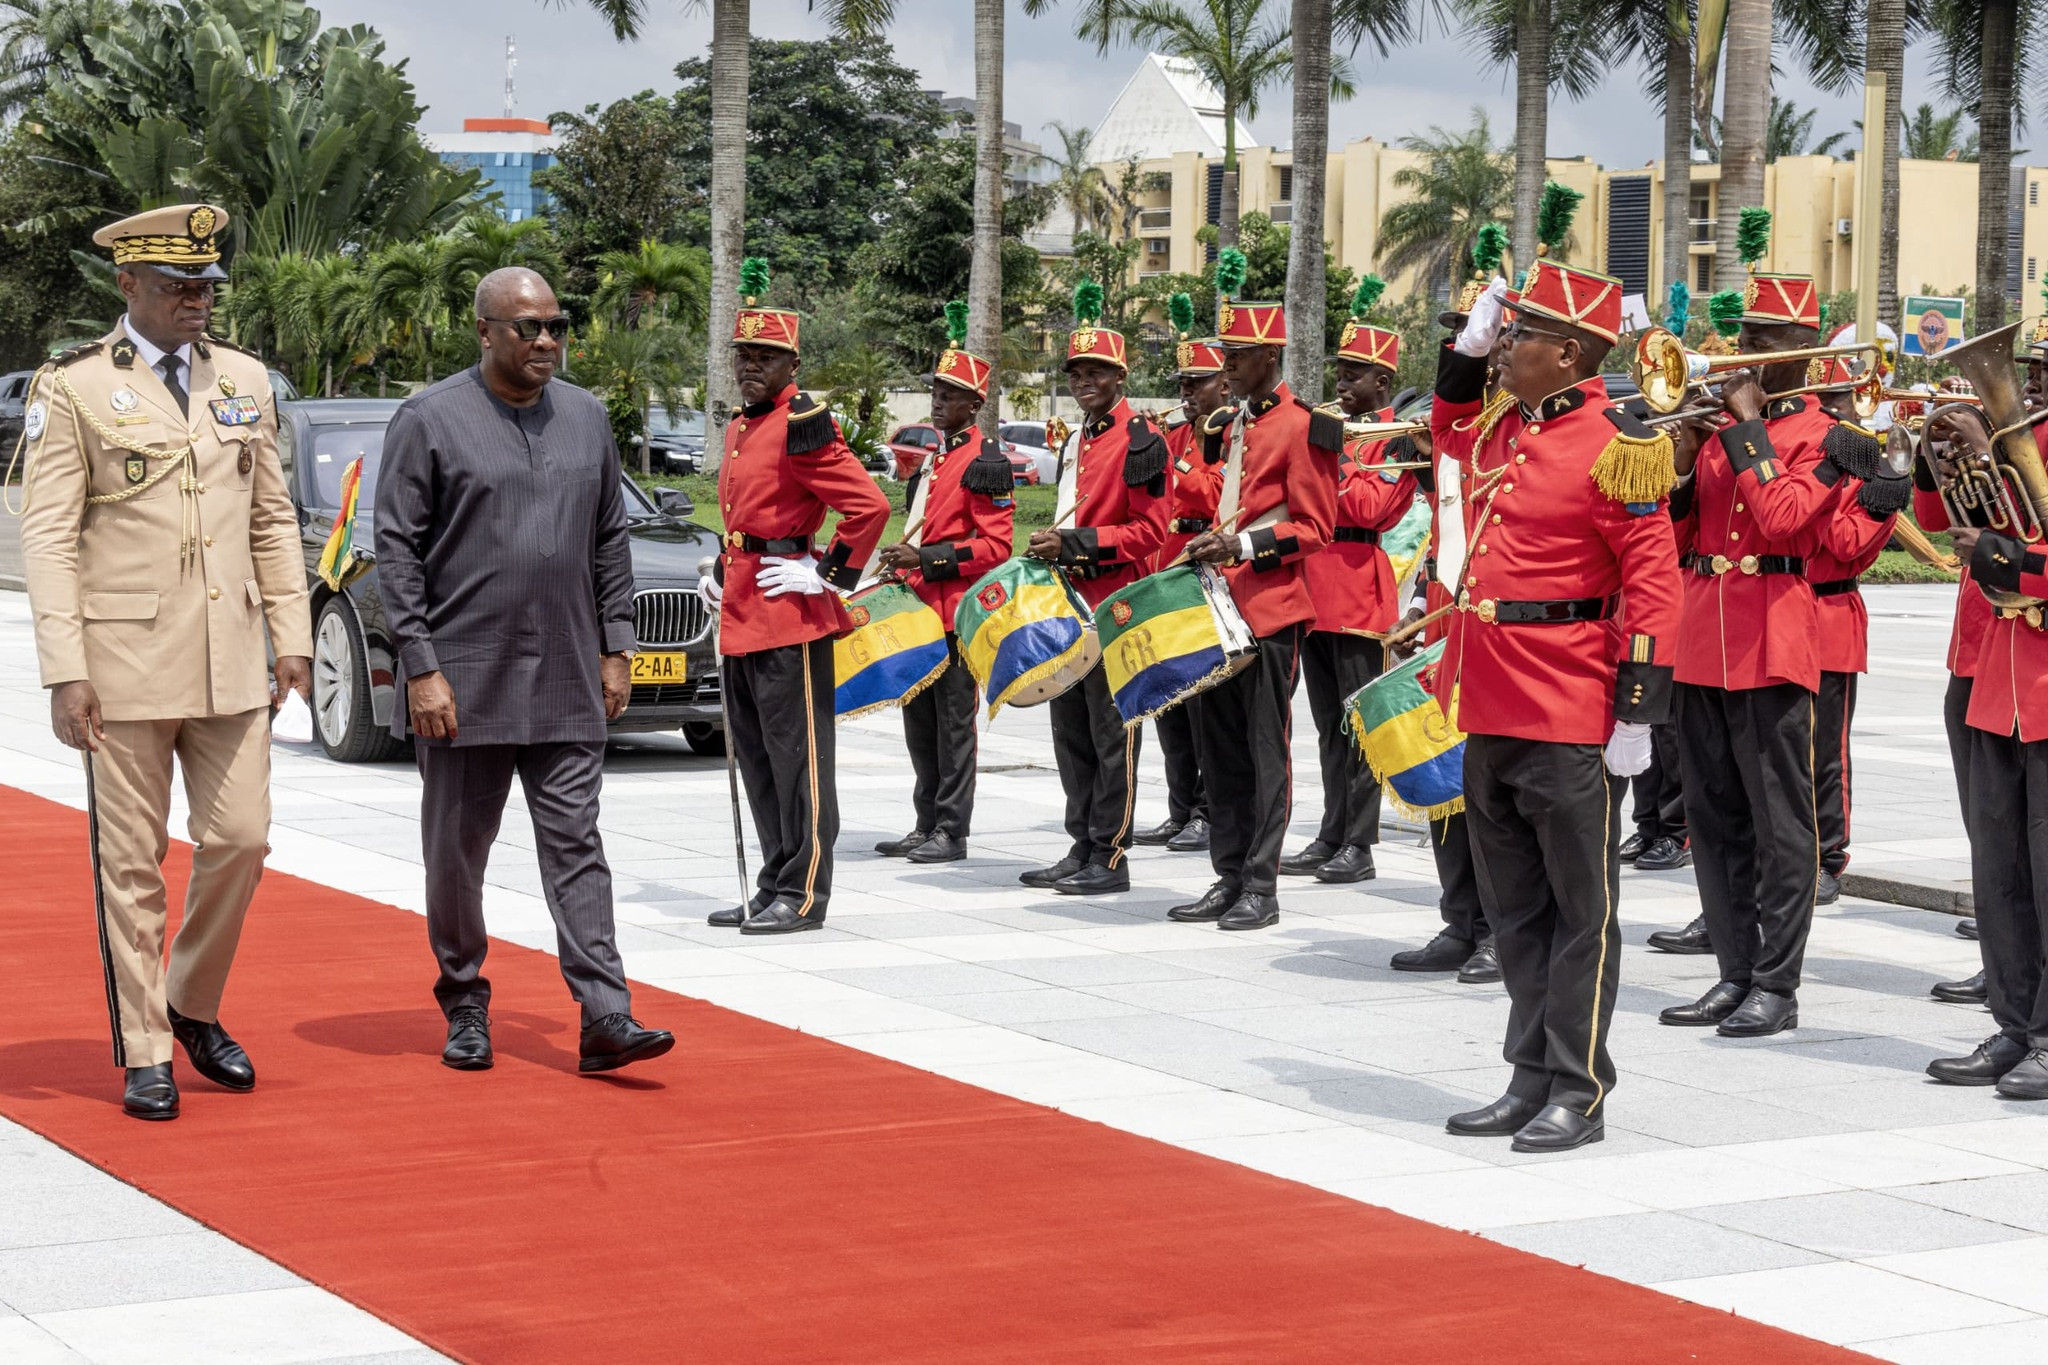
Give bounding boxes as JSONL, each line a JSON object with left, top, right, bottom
{"left": 1938, "top": 321, "right": 2048, "bottom": 609}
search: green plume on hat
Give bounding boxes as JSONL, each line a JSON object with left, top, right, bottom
{"left": 1073, "top": 277, "right": 1103, "bottom": 325}
{"left": 1168, "top": 291, "right": 1196, "bottom": 337}
{"left": 739, "top": 257, "right": 770, "bottom": 304}
{"left": 1666, "top": 281, "right": 1690, "bottom": 334}
{"left": 1737, "top": 208, "right": 1772, "bottom": 269}
{"left": 1350, "top": 273, "right": 1386, "bottom": 320}
{"left": 1536, "top": 182, "right": 1583, "bottom": 256}
{"left": 1214, "top": 247, "right": 1248, "bottom": 299}
{"left": 1709, "top": 289, "right": 1745, "bottom": 338}
{"left": 1472, "top": 223, "right": 1508, "bottom": 277}
{"left": 944, "top": 299, "right": 969, "bottom": 348}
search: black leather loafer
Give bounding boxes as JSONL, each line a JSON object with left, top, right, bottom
{"left": 1314, "top": 845, "right": 1377, "bottom": 884}
{"left": 1932, "top": 970, "right": 1989, "bottom": 1005}
{"left": 1457, "top": 939, "right": 1502, "bottom": 984}
{"left": 1635, "top": 836, "right": 1692, "bottom": 871}
{"left": 1647, "top": 915, "right": 1713, "bottom": 954}
{"left": 874, "top": 829, "right": 932, "bottom": 857}
{"left": 739, "top": 900, "right": 824, "bottom": 935}
{"left": 1815, "top": 869, "right": 1842, "bottom": 905}
{"left": 1390, "top": 930, "right": 1475, "bottom": 973}
{"left": 907, "top": 831, "right": 965, "bottom": 863}
{"left": 1512, "top": 1104, "right": 1604, "bottom": 1153}
{"left": 1165, "top": 817, "right": 1211, "bottom": 852}
{"left": 708, "top": 894, "right": 769, "bottom": 928}
{"left": 1617, "top": 832, "right": 1647, "bottom": 862}
{"left": 1996, "top": 1050, "right": 2048, "bottom": 1100}
{"left": 1051, "top": 862, "right": 1130, "bottom": 896}
{"left": 1021, "top": 856, "right": 1083, "bottom": 889}
{"left": 122, "top": 1063, "right": 179, "bottom": 1121}
{"left": 1132, "top": 818, "right": 1184, "bottom": 847}
{"left": 1217, "top": 891, "right": 1279, "bottom": 931}
{"left": 1659, "top": 980, "right": 1750, "bottom": 1027}
{"left": 1166, "top": 881, "right": 1240, "bottom": 922}
{"left": 442, "top": 1005, "right": 493, "bottom": 1070}
{"left": 1446, "top": 1093, "right": 1542, "bottom": 1136}
{"left": 1957, "top": 918, "right": 1979, "bottom": 941}
{"left": 579, "top": 1013, "right": 676, "bottom": 1073}
{"left": 1717, "top": 987, "right": 1798, "bottom": 1037}
{"left": 1928, "top": 1034, "right": 2027, "bottom": 1086}
{"left": 1278, "top": 840, "right": 1336, "bottom": 876}
{"left": 167, "top": 1005, "right": 255, "bottom": 1091}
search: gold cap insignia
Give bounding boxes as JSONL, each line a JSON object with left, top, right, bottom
{"left": 1743, "top": 278, "right": 1761, "bottom": 310}
{"left": 1072, "top": 326, "right": 1098, "bottom": 352}
{"left": 1217, "top": 302, "right": 1235, "bottom": 335}
{"left": 187, "top": 206, "right": 217, "bottom": 240}
{"left": 1338, "top": 319, "right": 1358, "bottom": 348}
{"left": 737, "top": 313, "right": 765, "bottom": 340}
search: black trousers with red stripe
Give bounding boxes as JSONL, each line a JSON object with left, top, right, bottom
{"left": 1815, "top": 670, "right": 1859, "bottom": 875}
{"left": 903, "top": 633, "right": 978, "bottom": 838}
{"left": 1966, "top": 725, "right": 2048, "bottom": 1046}
{"left": 1301, "top": 630, "right": 1385, "bottom": 849}
{"left": 1153, "top": 701, "right": 1207, "bottom": 825}
{"left": 1051, "top": 660, "right": 1140, "bottom": 869}
{"left": 1190, "top": 623, "right": 1303, "bottom": 897}
{"left": 726, "top": 640, "right": 838, "bottom": 919}
{"left": 1629, "top": 722, "right": 1687, "bottom": 843}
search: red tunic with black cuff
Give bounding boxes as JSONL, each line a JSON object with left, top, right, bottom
{"left": 1807, "top": 479, "right": 1904, "bottom": 675}
{"left": 1049, "top": 400, "right": 1170, "bottom": 609}
{"left": 1428, "top": 348, "right": 1682, "bottom": 745}
{"left": 1197, "top": 384, "right": 1342, "bottom": 637}
{"left": 714, "top": 384, "right": 891, "bottom": 656}
{"left": 900, "top": 428, "right": 1015, "bottom": 632}
{"left": 1913, "top": 479, "right": 1996, "bottom": 677}
{"left": 1964, "top": 533, "right": 2048, "bottom": 740}
{"left": 1668, "top": 396, "right": 1843, "bottom": 693}
{"left": 1154, "top": 420, "right": 1223, "bottom": 571}
{"left": 1305, "top": 406, "right": 1422, "bottom": 635}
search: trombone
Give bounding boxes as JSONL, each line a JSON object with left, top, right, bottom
{"left": 1643, "top": 370, "right": 1886, "bottom": 427}
{"left": 1630, "top": 325, "right": 1885, "bottom": 416}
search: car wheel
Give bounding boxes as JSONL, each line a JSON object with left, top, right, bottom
{"left": 684, "top": 721, "right": 726, "bottom": 756}
{"left": 314, "top": 597, "right": 409, "bottom": 762}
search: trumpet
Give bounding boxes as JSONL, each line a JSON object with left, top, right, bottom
{"left": 1631, "top": 326, "right": 1885, "bottom": 416}
{"left": 1342, "top": 417, "right": 1429, "bottom": 443}
{"left": 1642, "top": 370, "right": 1886, "bottom": 427}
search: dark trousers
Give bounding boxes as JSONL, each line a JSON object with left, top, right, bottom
{"left": 1463, "top": 734, "right": 1624, "bottom": 1117}
{"left": 1154, "top": 701, "right": 1207, "bottom": 825}
{"left": 1630, "top": 722, "right": 1687, "bottom": 842}
{"left": 903, "top": 633, "right": 978, "bottom": 838}
{"left": 1677, "top": 682, "right": 1819, "bottom": 995}
{"left": 1968, "top": 727, "right": 2048, "bottom": 1046}
{"left": 1432, "top": 810, "right": 1488, "bottom": 942}
{"left": 1945, "top": 673, "right": 1974, "bottom": 824}
{"left": 1191, "top": 623, "right": 1303, "bottom": 897}
{"left": 727, "top": 640, "right": 839, "bottom": 918}
{"left": 1301, "top": 630, "right": 1385, "bottom": 849}
{"left": 416, "top": 740, "right": 632, "bottom": 1025}
{"left": 1050, "top": 659, "right": 1140, "bottom": 868}
{"left": 1815, "top": 670, "right": 1859, "bottom": 875}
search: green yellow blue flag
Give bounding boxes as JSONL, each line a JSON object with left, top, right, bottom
{"left": 1345, "top": 639, "right": 1466, "bottom": 819}
{"left": 316, "top": 457, "right": 364, "bottom": 591}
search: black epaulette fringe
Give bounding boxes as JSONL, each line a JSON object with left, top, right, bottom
{"left": 961, "top": 437, "right": 1016, "bottom": 495}
{"left": 1822, "top": 420, "right": 1883, "bottom": 483}
{"left": 1858, "top": 471, "right": 1913, "bottom": 517}
{"left": 1306, "top": 407, "right": 1346, "bottom": 454}
{"left": 785, "top": 392, "right": 835, "bottom": 453}
{"left": 1123, "top": 415, "right": 1168, "bottom": 487}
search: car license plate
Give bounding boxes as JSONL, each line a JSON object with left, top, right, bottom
{"left": 630, "top": 652, "right": 687, "bottom": 683}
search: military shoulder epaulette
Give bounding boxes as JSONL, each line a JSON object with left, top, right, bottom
{"left": 785, "top": 392, "right": 835, "bottom": 454}
{"left": 200, "top": 333, "right": 260, "bottom": 361}
{"left": 1590, "top": 405, "right": 1677, "bottom": 505}
{"left": 1123, "top": 413, "right": 1168, "bottom": 487}
{"left": 961, "top": 436, "right": 1015, "bottom": 495}
{"left": 48, "top": 340, "right": 102, "bottom": 368}
{"left": 1200, "top": 406, "right": 1237, "bottom": 464}
{"left": 1858, "top": 468, "right": 1913, "bottom": 517}
{"left": 1306, "top": 405, "right": 1345, "bottom": 454}
{"left": 1470, "top": 388, "right": 1518, "bottom": 445}
{"left": 1821, "top": 419, "right": 1882, "bottom": 482}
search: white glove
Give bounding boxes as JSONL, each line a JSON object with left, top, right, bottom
{"left": 1455, "top": 277, "right": 1510, "bottom": 358}
{"left": 1604, "top": 720, "right": 1654, "bottom": 777}
{"left": 1236, "top": 532, "right": 1256, "bottom": 563}
{"left": 695, "top": 570, "right": 723, "bottom": 609}
{"left": 758, "top": 553, "right": 827, "bottom": 598}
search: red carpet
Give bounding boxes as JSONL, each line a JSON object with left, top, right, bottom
{"left": 0, "top": 784, "right": 1877, "bottom": 1364}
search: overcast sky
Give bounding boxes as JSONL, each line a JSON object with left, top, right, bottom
{"left": 337, "top": 0, "right": 1953, "bottom": 169}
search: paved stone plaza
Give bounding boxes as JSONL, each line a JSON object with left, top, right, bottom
{"left": 1, "top": 585, "right": 2042, "bottom": 1364}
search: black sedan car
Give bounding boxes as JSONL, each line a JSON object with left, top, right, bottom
{"left": 281, "top": 398, "right": 727, "bottom": 761}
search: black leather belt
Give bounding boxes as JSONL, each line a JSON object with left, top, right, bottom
{"left": 1170, "top": 517, "right": 1213, "bottom": 534}
{"left": 1332, "top": 527, "right": 1381, "bottom": 545}
{"left": 1813, "top": 578, "right": 1860, "bottom": 598}
{"left": 725, "top": 533, "right": 813, "bottom": 554}
{"left": 1460, "top": 593, "right": 1617, "bottom": 625}
{"left": 1683, "top": 552, "right": 1806, "bottom": 577}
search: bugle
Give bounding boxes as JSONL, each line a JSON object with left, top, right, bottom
{"left": 1630, "top": 326, "right": 1884, "bottom": 415}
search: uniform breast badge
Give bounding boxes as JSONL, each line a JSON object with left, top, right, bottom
{"left": 207, "top": 395, "right": 261, "bottom": 427}
{"left": 111, "top": 389, "right": 138, "bottom": 412}
{"left": 218, "top": 375, "right": 236, "bottom": 397}
{"left": 125, "top": 456, "right": 147, "bottom": 485}
{"left": 237, "top": 449, "right": 253, "bottom": 475}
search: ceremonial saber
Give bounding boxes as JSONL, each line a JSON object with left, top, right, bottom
{"left": 698, "top": 556, "right": 751, "bottom": 913}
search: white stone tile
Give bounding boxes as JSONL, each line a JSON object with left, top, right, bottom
{"left": 1060, "top": 1089, "right": 1340, "bottom": 1144}
{"left": 942, "top": 1055, "right": 1207, "bottom": 1108}
{"left": 1718, "top": 1131, "right": 2034, "bottom": 1190}
{"left": 1858, "top": 1317, "right": 2048, "bottom": 1365}
{"left": 835, "top": 1023, "right": 1083, "bottom": 1071}
{"left": 1652, "top": 1262, "right": 2030, "bottom": 1343}
{"left": 722, "top": 938, "right": 951, "bottom": 971}
{"left": 0, "top": 1318, "right": 90, "bottom": 1363}
{"left": 1530, "top": 1146, "right": 1852, "bottom": 1212}
{"left": 1868, "top": 1237, "right": 2048, "bottom": 1315}
{"left": 890, "top": 931, "right": 1109, "bottom": 963}
{"left": 34, "top": 1287, "right": 421, "bottom": 1365}
{"left": 1327, "top": 1164, "right": 1653, "bottom": 1231}
{"left": 1183, "top": 1125, "right": 1486, "bottom": 1186}
{"left": 1898, "top": 1116, "right": 2048, "bottom": 1172}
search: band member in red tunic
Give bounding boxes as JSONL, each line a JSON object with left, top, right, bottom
{"left": 700, "top": 261, "right": 890, "bottom": 934}
{"left": 872, "top": 307, "right": 1016, "bottom": 864}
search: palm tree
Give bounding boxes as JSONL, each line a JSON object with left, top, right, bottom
{"left": 1375, "top": 108, "right": 1514, "bottom": 297}
{"left": 1903, "top": 101, "right": 1979, "bottom": 159}
{"left": 436, "top": 213, "right": 567, "bottom": 310}
{"left": 1931, "top": 0, "right": 2042, "bottom": 330}
{"left": 1863, "top": 0, "right": 1910, "bottom": 331}
{"left": 1285, "top": 0, "right": 1335, "bottom": 398}
{"left": 969, "top": 0, "right": 1006, "bottom": 433}
{"left": 364, "top": 241, "right": 448, "bottom": 385}
{"left": 1595, "top": 0, "right": 1695, "bottom": 311}
{"left": 1714, "top": 0, "right": 1770, "bottom": 289}
{"left": 0, "top": 0, "right": 109, "bottom": 118}
{"left": 593, "top": 240, "right": 711, "bottom": 331}
{"left": 1041, "top": 122, "right": 1110, "bottom": 235}
{"left": 1766, "top": 97, "right": 1851, "bottom": 158}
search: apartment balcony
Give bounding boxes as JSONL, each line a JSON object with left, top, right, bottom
{"left": 1137, "top": 208, "right": 1172, "bottom": 233}
{"left": 1689, "top": 217, "right": 1716, "bottom": 243}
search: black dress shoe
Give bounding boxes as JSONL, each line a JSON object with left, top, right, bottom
{"left": 874, "top": 829, "right": 932, "bottom": 857}
{"left": 1457, "top": 939, "right": 1502, "bottom": 984}
{"left": 907, "top": 831, "right": 965, "bottom": 863}
{"left": 579, "top": 1013, "right": 676, "bottom": 1073}
{"left": 1996, "top": 1050, "right": 2048, "bottom": 1100}
{"left": 707, "top": 894, "right": 770, "bottom": 928}
{"left": 1165, "top": 816, "right": 1211, "bottom": 852}
{"left": 442, "top": 1005, "right": 493, "bottom": 1070}
{"left": 1021, "top": 856, "right": 1083, "bottom": 889}
{"left": 1815, "top": 869, "right": 1842, "bottom": 905}
{"left": 1647, "top": 915, "right": 1713, "bottom": 954}
{"left": 122, "top": 1063, "right": 178, "bottom": 1120}
{"left": 1512, "top": 1104, "right": 1604, "bottom": 1152}
{"left": 739, "top": 900, "right": 824, "bottom": 935}
{"left": 1617, "top": 832, "right": 1648, "bottom": 862}
{"left": 1958, "top": 918, "right": 1980, "bottom": 941}
{"left": 1314, "top": 845, "right": 1377, "bottom": 884}
{"left": 1932, "top": 970, "right": 1989, "bottom": 1005}
{"left": 1928, "top": 1034, "right": 2028, "bottom": 1086}
{"left": 1390, "top": 930, "right": 1475, "bottom": 973}
{"left": 1278, "top": 840, "right": 1336, "bottom": 876}
{"left": 1718, "top": 987, "right": 1798, "bottom": 1037}
{"left": 1132, "top": 818, "right": 1184, "bottom": 847}
{"left": 167, "top": 1004, "right": 254, "bottom": 1091}
{"left": 1218, "top": 891, "right": 1279, "bottom": 931}
{"left": 1166, "top": 881, "right": 1240, "bottom": 922}
{"left": 1446, "top": 1092, "right": 1542, "bottom": 1136}
{"left": 1635, "top": 836, "right": 1692, "bottom": 871}
{"left": 1051, "top": 862, "right": 1130, "bottom": 896}
{"left": 1659, "top": 980, "right": 1750, "bottom": 1026}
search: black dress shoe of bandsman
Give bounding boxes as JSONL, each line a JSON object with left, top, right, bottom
{"left": 907, "top": 831, "right": 965, "bottom": 863}
{"left": 1315, "top": 845, "right": 1377, "bottom": 884}
{"left": 1167, "top": 881, "right": 1240, "bottom": 922}
{"left": 1457, "top": 939, "right": 1502, "bottom": 984}
{"left": 1659, "top": 980, "right": 1750, "bottom": 1027}
{"left": 123, "top": 1063, "right": 178, "bottom": 1121}
{"left": 442, "top": 1005, "right": 493, "bottom": 1070}
{"left": 875, "top": 829, "right": 932, "bottom": 857}
{"left": 1390, "top": 930, "right": 1475, "bottom": 973}
{"left": 1717, "top": 987, "right": 1798, "bottom": 1037}
{"left": 1617, "top": 832, "right": 1648, "bottom": 862}
{"left": 1166, "top": 816, "right": 1211, "bottom": 852}
{"left": 707, "top": 895, "right": 770, "bottom": 928}
{"left": 1932, "top": 970, "right": 1989, "bottom": 1005}
{"left": 1958, "top": 918, "right": 1980, "bottom": 941}
{"left": 1021, "top": 856, "right": 1083, "bottom": 889}
{"left": 1512, "top": 1104, "right": 1604, "bottom": 1153}
{"left": 167, "top": 1005, "right": 255, "bottom": 1091}
{"left": 739, "top": 900, "right": 824, "bottom": 935}
{"left": 1815, "top": 869, "right": 1842, "bottom": 905}
{"left": 1647, "top": 915, "right": 1713, "bottom": 955}
{"left": 1445, "top": 1093, "right": 1542, "bottom": 1136}
{"left": 1928, "top": 1034, "right": 2028, "bottom": 1086}
{"left": 1278, "top": 840, "right": 1337, "bottom": 876}
{"left": 1132, "top": 818, "right": 1184, "bottom": 847}
{"left": 1051, "top": 862, "right": 1130, "bottom": 896}
{"left": 1635, "top": 836, "right": 1692, "bottom": 871}
{"left": 579, "top": 1013, "right": 677, "bottom": 1074}
{"left": 1996, "top": 1050, "right": 2048, "bottom": 1100}
{"left": 1218, "top": 891, "right": 1279, "bottom": 931}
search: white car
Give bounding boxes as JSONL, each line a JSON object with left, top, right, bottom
{"left": 1000, "top": 421, "right": 1062, "bottom": 484}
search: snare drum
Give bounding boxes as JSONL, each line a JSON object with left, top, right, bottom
{"left": 954, "top": 558, "right": 1099, "bottom": 718}
{"left": 1094, "top": 564, "right": 1255, "bottom": 725}
{"left": 833, "top": 581, "right": 952, "bottom": 720}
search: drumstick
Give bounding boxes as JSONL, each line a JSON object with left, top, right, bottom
{"left": 1376, "top": 602, "right": 1456, "bottom": 649}
{"left": 1163, "top": 509, "right": 1245, "bottom": 571}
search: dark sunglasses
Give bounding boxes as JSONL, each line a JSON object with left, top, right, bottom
{"left": 1502, "top": 319, "right": 1575, "bottom": 346}
{"left": 484, "top": 315, "right": 571, "bottom": 341}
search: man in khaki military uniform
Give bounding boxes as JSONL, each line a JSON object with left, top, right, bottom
{"left": 19, "top": 204, "right": 312, "bottom": 1121}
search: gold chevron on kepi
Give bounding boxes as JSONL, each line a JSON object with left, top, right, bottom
{"left": 92, "top": 202, "right": 230, "bottom": 280}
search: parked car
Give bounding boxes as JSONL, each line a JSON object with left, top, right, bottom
{"left": 266, "top": 369, "right": 301, "bottom": 402}
{"left": 999, "top": 422, "right": 1061, "bottom": 484}
{"left": 641, "top": 405, "right": 707, "bottom": 476}
{"left": 883, "top": 422, "right": 1039, "bottom": 485}
{"left": 280, "top": 397, "right": 727, "bottom": 762}
{"left": 0, "top": 370, "right": 32, "bottom": 457}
